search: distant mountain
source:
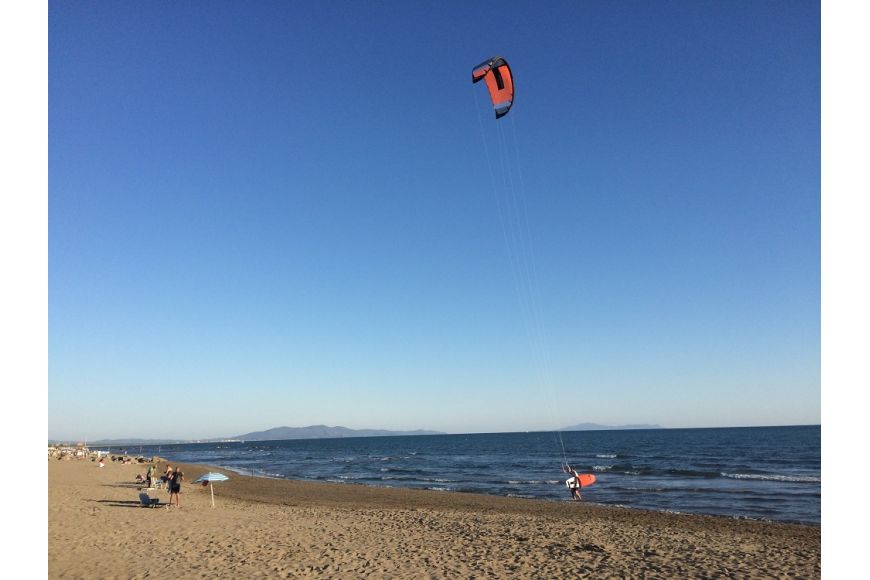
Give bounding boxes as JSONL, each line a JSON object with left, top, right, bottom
{"left": 561, "top": 422, "right": 663, "bottom": 431}
{"left": 50, "top": 426, "right": 445, "bottom": 447}
{"left": 234, "top": 425, "right": 446, "bottom": 441}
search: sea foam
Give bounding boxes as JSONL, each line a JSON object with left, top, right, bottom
{"left": 721, "top": 472, "right": 820, "bottom": 483}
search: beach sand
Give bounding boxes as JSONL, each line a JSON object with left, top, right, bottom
{"left": 48, "top": 458, "right": 820, "bottom": 578}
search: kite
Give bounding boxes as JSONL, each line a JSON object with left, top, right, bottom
{"left": 472, "top": 56, "right": 514, "bottom": 119}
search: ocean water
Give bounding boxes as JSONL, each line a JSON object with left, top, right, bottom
{"left": 135, "top": 425, "right": 820, "bottom": 524}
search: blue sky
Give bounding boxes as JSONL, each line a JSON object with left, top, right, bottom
{"left": 48, "top": 0, "right": 820, "bottom": 440}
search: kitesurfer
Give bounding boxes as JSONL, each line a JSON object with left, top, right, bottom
{"left": 567, "top": 466, "right": 582, "bottom": 501}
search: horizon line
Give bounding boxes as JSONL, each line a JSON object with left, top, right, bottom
{"left": 48, "top": 423, "right": 821, "bottom": 444}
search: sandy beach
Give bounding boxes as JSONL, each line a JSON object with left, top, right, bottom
{"left": 48, "top": 457, "right": 820, "bottom": 578}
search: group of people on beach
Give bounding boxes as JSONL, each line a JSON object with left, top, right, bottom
{"left": 160, "top": 465, "right": 184, "bottom": 507}
{"left": 132, "top": 463, "right": 184, "bottom": 507}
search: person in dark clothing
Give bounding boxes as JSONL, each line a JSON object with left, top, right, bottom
{"left": 163, "top": 466, "right": 173, "bottom": 489}
{"left": 169, "top": 468, "right": 184, "bottom": 507}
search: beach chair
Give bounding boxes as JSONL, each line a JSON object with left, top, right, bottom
{"left": 138, "top": 492, "right": 160, "bottom": 508}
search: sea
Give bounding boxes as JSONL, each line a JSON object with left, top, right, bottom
{"left": 130, "top": 425, "right": 820, "bottom": 524}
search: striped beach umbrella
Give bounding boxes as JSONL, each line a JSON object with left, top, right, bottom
{"left": 194, "top": 472, "right": 229, "bottom": 507}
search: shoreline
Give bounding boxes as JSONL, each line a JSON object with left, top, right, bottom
{"left": 49, "top": 457, "right": 821, "bottom": 577}
{"left": 171, "top": 457, "right": 821, "bottom": 527}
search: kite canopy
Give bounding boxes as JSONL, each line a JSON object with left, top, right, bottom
{"left": 472, "top": 56, "right": 514, "bottom": 119}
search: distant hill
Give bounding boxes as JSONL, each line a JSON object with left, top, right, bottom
{"left": 50, "top": 425, "right": 445, "bottom": 447}
{"left": 234, "top": 425, "right": 445, "bottom": 441}
{"left": 561, "top": 422, "right": 663, "bottom": 431}
{"left": 54, "top": 424, "right": 664, "bottom": 447}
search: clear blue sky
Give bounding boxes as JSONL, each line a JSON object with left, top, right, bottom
{"left": 48, "top": 0, "right": 819, "bottom": 441}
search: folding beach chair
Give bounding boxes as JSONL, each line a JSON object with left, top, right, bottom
{"left": 138, "top": 492, "right": 160, "bottom": 508}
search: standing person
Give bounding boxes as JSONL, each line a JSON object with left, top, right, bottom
{"left": 169, "top": 468, "right": 184, "bottom": 507}
{"left": 568, "top": 467, "right": 583, "bottom": 501}
{"left": 163, "top": 466, "right": 174, "bottom": 493}
{"left": 146, "top": 464, "right": 156, "bottom": 488}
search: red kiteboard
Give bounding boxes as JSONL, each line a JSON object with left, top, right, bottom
{"left": 565, "top": 474, "right": 596, "bottom": 489}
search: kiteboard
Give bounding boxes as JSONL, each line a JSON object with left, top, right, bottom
{"left": 565, "top": 474, "right": 596, "bottom": 489}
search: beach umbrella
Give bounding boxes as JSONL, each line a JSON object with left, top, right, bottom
{"left": 194, "top": 472, "right": 229, "bottom": 507}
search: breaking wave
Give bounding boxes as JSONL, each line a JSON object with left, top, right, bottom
{"left": 721, "top": 472, "right": 820, "bottom": 483}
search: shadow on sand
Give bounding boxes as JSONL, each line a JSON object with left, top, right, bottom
{"left": 94, "top": 499, "right": 153, "bottom": 509}
{"left": 100, "top": 482, "right": 151, "bottom": 490}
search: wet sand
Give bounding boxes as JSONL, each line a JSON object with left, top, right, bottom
{"left": 48, "top": 458, "right": 820, "bottom": 578}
